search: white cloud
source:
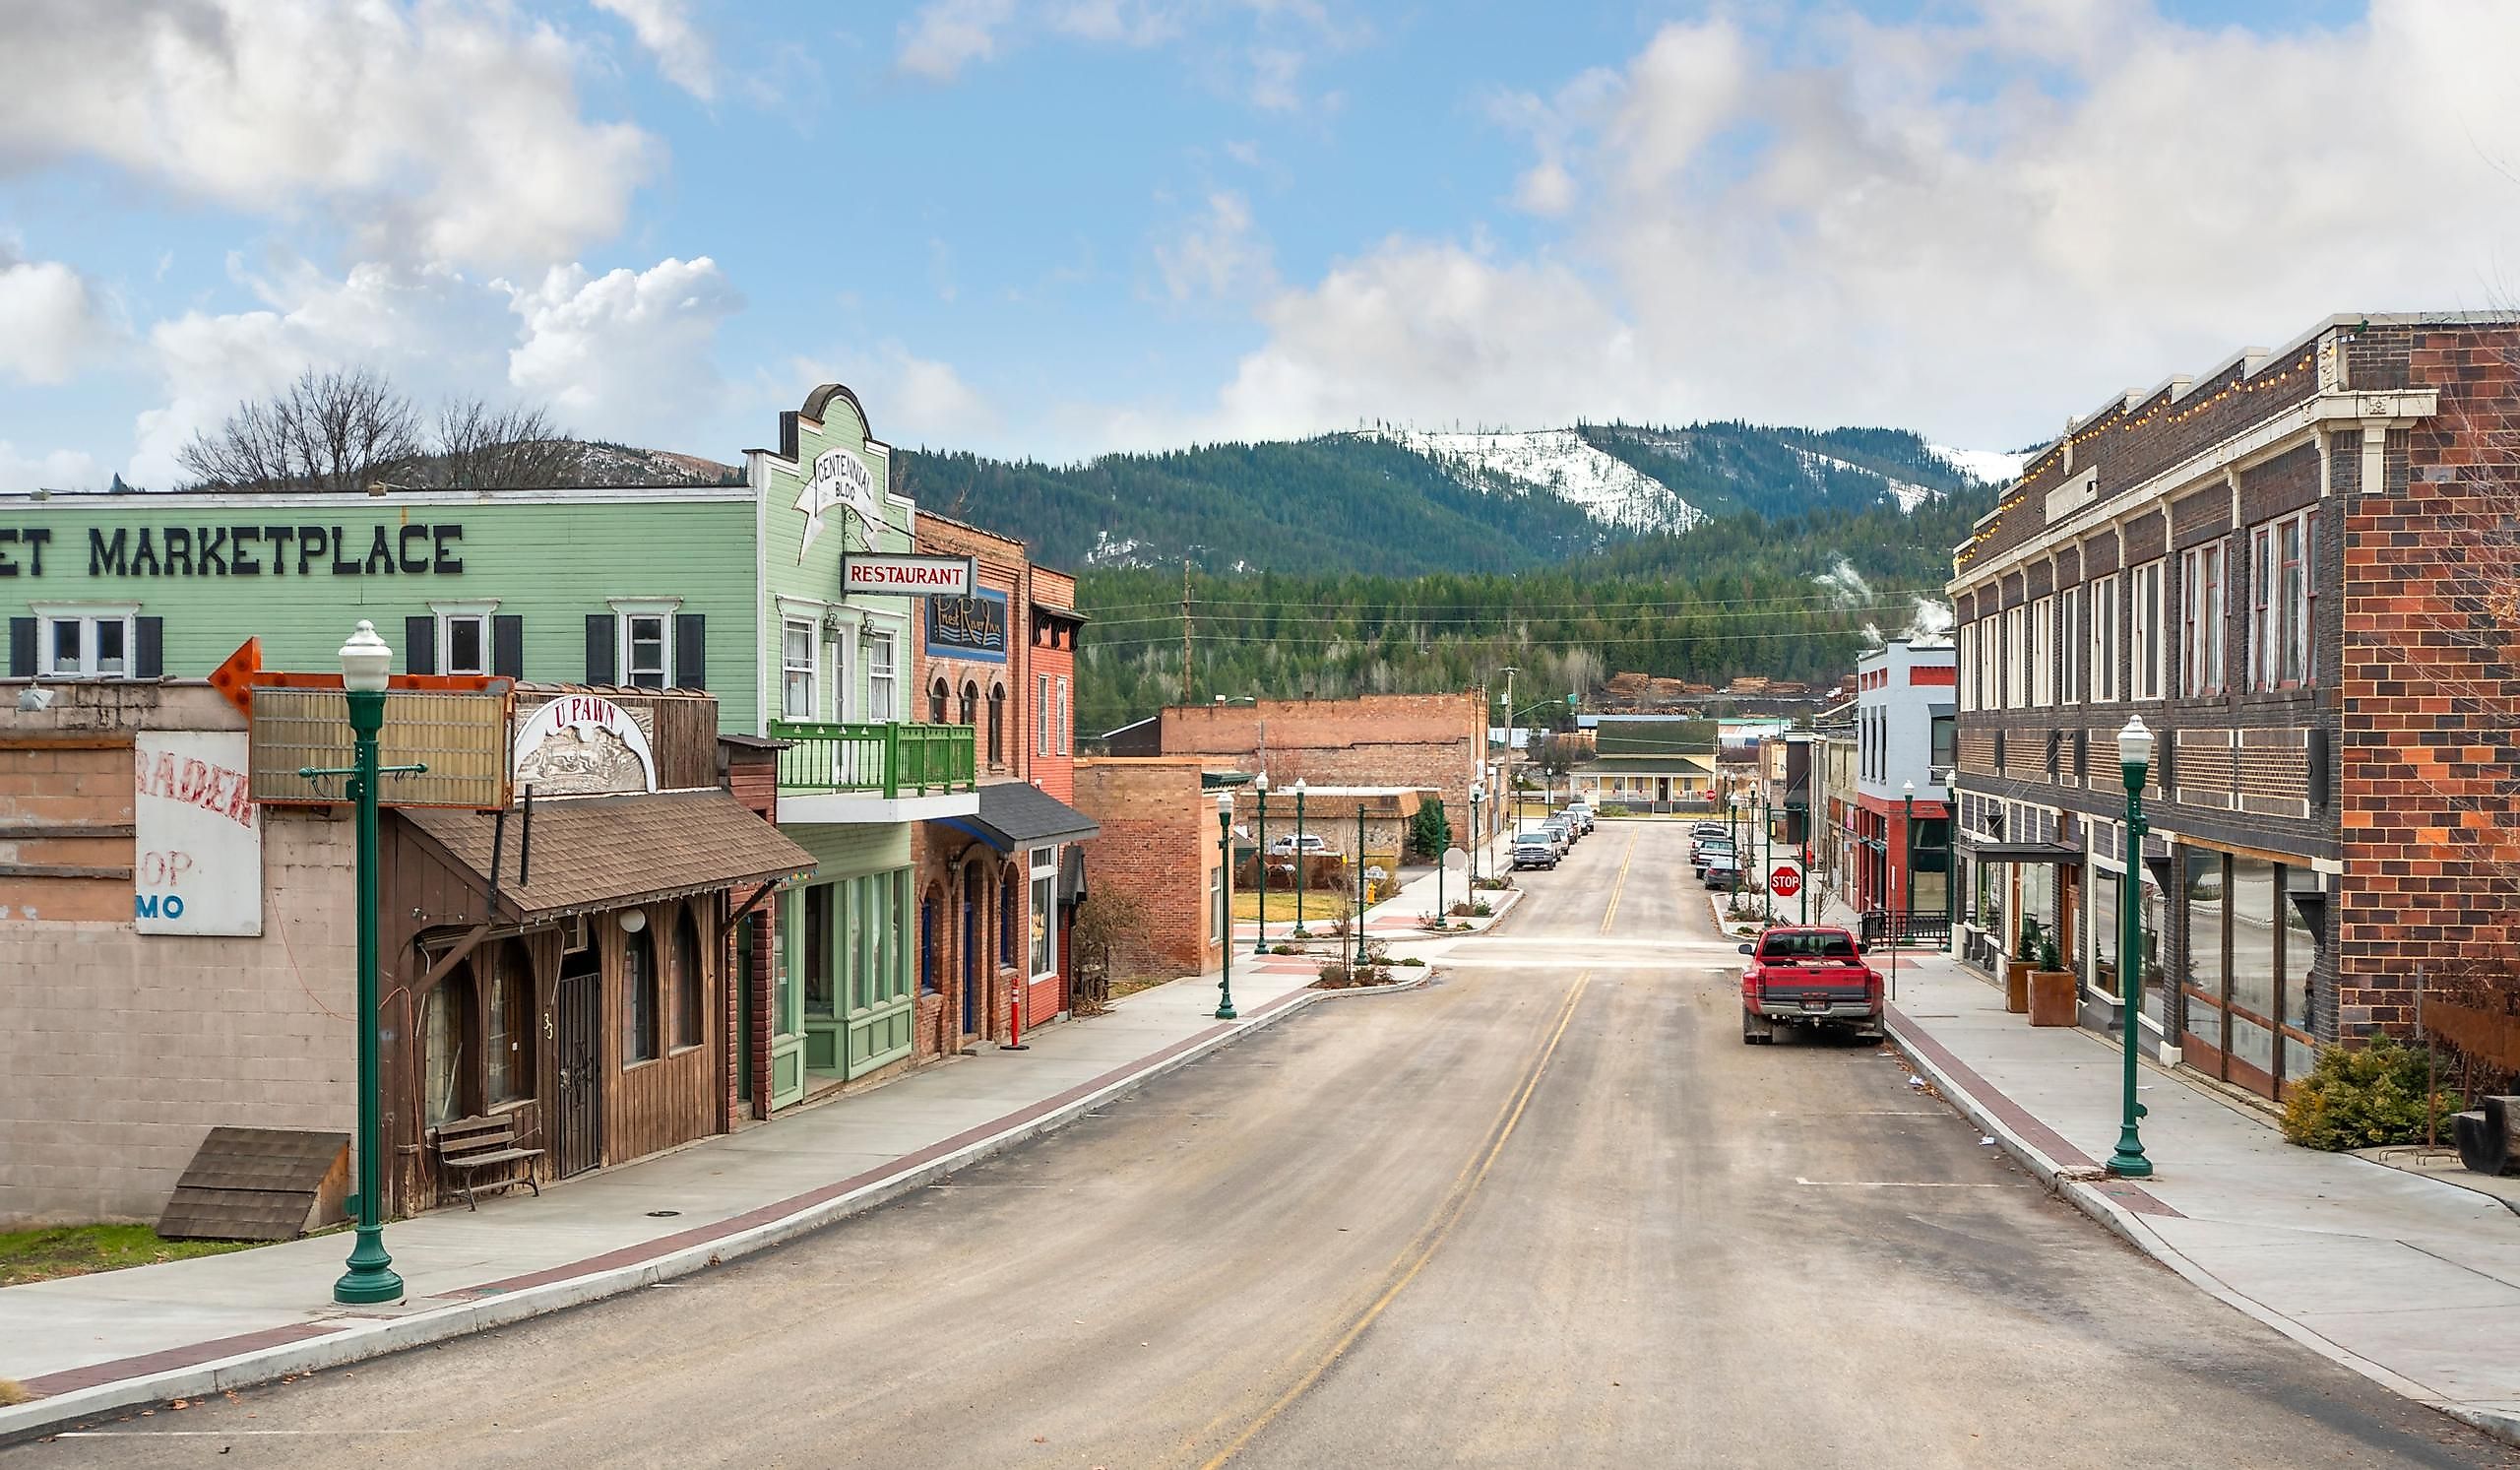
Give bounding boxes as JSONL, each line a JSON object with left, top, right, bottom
{"left": 504, "top": 257, "right": 743, "bottom": 443}
{"left": 131, "top": 257, "right": 512, "bottom": 485}
{"left": 0, "top": 0, "right": 657, "bottom": 268}
{"left": 1053, "top": 0, "right": 1185, "bottom": 46}
{"left": 897, "top": 0, "right": 1019, "bottom": 81}
{"left": 0, "top": 247, "right": 114, "bottom": 384}
{"left": 1200, "top": 1, "right": 2520, "bottom": 451}
{"left": 788, "top": 345, "right": 1000, "bottom": 448}
{"left": 1154, "top": 191, "right": 1277, "bottom": 302}
{"left": 593, "top": 0, "right": 717, "bottom": 100}
{"left": 1209, "top": 239, "right": 1669, "bottom": 440}
{"left": 0, "top": 441, "right": 105, "bottom": 494}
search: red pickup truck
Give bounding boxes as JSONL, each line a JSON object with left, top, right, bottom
{"left": 1739, "top": 926, "right": 1884, "bottom": 1045}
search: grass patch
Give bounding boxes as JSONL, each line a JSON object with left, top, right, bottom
{"left": 1231, "top": 890, "right": 1355, "bottom": 922}
{"left": 0, "top": 1223, "right": 261, "bottom": 1287}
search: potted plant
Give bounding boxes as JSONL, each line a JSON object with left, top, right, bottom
{"left": 2027, "top": 927, "right": 2077, "bottom": 1026}
{"left": 2004, "top": 918, "right": 2040, "bottom": 1014}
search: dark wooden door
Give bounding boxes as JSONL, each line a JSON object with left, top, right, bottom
{"left": 960, "top": 869, "right": 979, "bottom": 1035}
{"left": 554, "top": 966, "right": 603, "bottom": 1178}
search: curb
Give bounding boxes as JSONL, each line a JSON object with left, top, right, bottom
{"left": 0, "top": 987, "right": 1331, "bottom": 1447}
{"left": 1883, "top": 1014, "right": 2520, "bottom": 1451}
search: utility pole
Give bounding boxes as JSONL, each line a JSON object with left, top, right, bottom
{"left": 1181, "top": 560, "right": 1194, "bottom": 705}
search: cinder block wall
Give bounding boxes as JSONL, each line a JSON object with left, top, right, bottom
{"left": 0, "top": 684, "right": 356, "bottom": 1226}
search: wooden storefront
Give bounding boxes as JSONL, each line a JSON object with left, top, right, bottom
{"left": 375, "top": 687, "right": 812, "bottom": 1217}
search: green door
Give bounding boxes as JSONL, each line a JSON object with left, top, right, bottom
{"left": 770, "top": 892, "right": 809, "bottom": 1109}
{"left": 841, "top": 869, "right": 914, "bottom": 1075}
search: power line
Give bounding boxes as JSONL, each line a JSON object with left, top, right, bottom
{"left": 1080, "top": 585, "right": 1955, "bottom": 617}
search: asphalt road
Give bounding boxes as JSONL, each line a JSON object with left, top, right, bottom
{"left": 17, "top": 823, "right": 2517, "bottom": 1468}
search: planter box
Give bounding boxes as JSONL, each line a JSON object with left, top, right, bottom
{"left": 2004, "top": 960, "right": 2033, "bottom": 1013}
{"left": 2028, "top": 970, "right": 2078, "bottom": 1027}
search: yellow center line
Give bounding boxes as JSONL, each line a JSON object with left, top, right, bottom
{"left": 1193, "top": 971, "right": 1594, "bottom": 1470}
{"left": 1598, "top": 828, "right": 1640, "bottom": 934}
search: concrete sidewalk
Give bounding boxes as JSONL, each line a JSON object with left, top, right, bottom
{"left": 1879, "top": 947, "right": 2520, "bottom": 1447}
{"left": 0, "top": 957, "right": 1338, "bottom": 1441}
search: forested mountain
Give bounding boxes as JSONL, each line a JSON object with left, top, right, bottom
{"left": 1070, "top": 489, "right": 1988, "bottom": 737}
{"left": 897, "top": 422, "right": 2012, "bottom": 578}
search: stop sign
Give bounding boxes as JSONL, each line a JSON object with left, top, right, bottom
{"left": 1769, "top": 865, "right": 1802, "bottom": 899}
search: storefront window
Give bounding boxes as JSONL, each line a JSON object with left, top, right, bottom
{"left": 424, "top": 979, "right": 468, "bottom": 1126}
{"left": 803, "top": 884, "right": 835, "bottom": 1017}
{"left": 2020, "top": 862, "right": 2054, "bottom": 956}
{"left": 2138, "top": 868, "right": 2168, "bottom": 1026}
{"left": 675, "top": 908, "right": 704, "bottom": 1051}
{"left": 1031, "top": 846, "right": 1057, "bottom": 976}
{"left": 2184, "top": 851, "right": 2226, "bottom": 1049}
{"left": 2283, "top": 865, "right": 2323, "bottom": 1033}
{"left": 2091, "top": 867, "right": 2120, "bottom": 996}
{"left": 2229, "top": 856, "right": 2279, "bottom": 1079}
{"left": 623, "top": 927, "right": 660, "bottom": 1063}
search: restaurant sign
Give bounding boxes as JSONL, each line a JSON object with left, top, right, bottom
{"left": 512, "top": 694, "right": 658, "bottom": 798}
{"left": 926, "top": 587, "right": 1009, "bottom": 664}
{"left": 843, "top": 552, "right": 976, "bottom": 598}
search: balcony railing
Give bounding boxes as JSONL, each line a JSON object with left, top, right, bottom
{"left": 769, "top": 721, "right": 976, "bottom": 799}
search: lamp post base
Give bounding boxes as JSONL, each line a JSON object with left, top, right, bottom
{"left": 2107, "top": 1137, "right": 2154, "bottom": 1179}
{"left": 333, "top": 1226, "right": 404, "bottom": 1305}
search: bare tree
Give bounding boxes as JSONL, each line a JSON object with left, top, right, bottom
{"left": 178, "top": 366, "right": 422, "bottom": 494}
{"left": 425, "top": 398, "right": 578, "bottom": 488}
{"left": 177, "top": 370, "right": 586, "bottom": 492}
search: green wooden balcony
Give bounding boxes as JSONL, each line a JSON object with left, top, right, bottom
{"left": 769, "top": 721, "right": 977, "bottom": 799}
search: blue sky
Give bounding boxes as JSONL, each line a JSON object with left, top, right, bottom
{"left": 2, "top": 0, "right": 2512, "bottom": 489}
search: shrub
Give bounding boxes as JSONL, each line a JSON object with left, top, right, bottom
{"left": 1315, "top": 962, "right": 1353, "bottom": 988}
{"left": 1272, "top": 943, "right": 1298, "bottom": 955}
{"left": 2281, "top": 1036, "right": 2462, "bottom": 1151}
{"left": 1398, "top": 956, "right": 1425, "bottom": 967}
{"left": 1599, "top": 802, "right": 1630, "bottom": 817}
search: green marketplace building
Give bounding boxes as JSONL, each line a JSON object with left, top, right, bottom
{"left": 0, "top": 385, "right": 977, "bottom": 1124}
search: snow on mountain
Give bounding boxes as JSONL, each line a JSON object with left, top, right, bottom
{"left": 1927, "top": 443, "right": 2028, "bottom": 485}
{"left": 1360, "top": 427, "right": 1707, "bottom": 536}
{"left": 1786, "top": 446, "right": 1940, "bottom": 512}
{"left": 1086, "top": 529, "right": 1150, "bottom": 568}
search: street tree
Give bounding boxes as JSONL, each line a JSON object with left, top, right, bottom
{"left": 178, "top": 368, "right": 579, "bottom": 493}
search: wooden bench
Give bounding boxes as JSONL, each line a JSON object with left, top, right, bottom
{"left": 429, "top": 1115, "right": 545, "bottom": 1210}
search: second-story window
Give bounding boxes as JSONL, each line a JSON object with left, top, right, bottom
{"left": 2251, "top": 511, "right": 2315, "bottom": 690}
{"left": 1930, "top": 713, "right": 1955, "bottom": 775}
{"left": 2031, "top": 596, "right": 2053, "bottom": 708}
{"left": 865, "top": 631, "right": 897, "bottom": 720}
{"left": 2131, "top": 561, "right": 2165, "bottom": 700}
{"left": 987, "top": 684, "right": 1006, "bottom": 766}
{"left": 2058, "top": 586, "right": 2081, "bottom": 705}
{"left": 2180, "top": 541, "right": 2227, "bottom": 697}
{"left": 1036, "top": 672, "right": 1051, "bottom": 756}
{"left": 1058, "top": 675, "right": 1071, "bottom": 754}
{"left": 782, "top": 618, "right": 817, "bottom": 720}
{"left": 35, "top": 604, "right": 139, "bottom": 679}
{"left": 2088, "top": 574, "right": 2118, "bottom": 703}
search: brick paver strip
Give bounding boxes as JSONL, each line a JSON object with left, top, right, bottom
{"left": 1888, "top": 1004, "right": 2181, "bottom": 1219}
{"left": 449, "top": 985, "right": 1318, "bottom": 1300}
{"left": 23, "top": 1321, "right": 350, "bottom": 1398}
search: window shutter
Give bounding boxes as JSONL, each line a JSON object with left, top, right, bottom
{"left": 404, "top": 616, "right": 437, "bottom": 676}
{"left": 492, "top": 614, "right": 525, "bottom": 679}
{"left": 10, "top": 616, "right": 36, "bottom": 678}
{"left": 673, "top": 613, "right": 705, "bottom": 690}
{"left": 135, "top": 617, "right": 164, "bottom": 679}
{"left": 585, "top": 614, "right": 616, "bottom": 685}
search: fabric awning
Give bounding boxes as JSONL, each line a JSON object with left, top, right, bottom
{"left": 1961, "top": 840, "right": 2085, "bottom": 865}
{"left": 401, "top": 790, "right": 817, "bottom": 923}
{"left": 951, "top": 781, "right": 1102, "bottom": 853}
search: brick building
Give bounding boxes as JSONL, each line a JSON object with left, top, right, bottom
{"left": 1847, "top": 641, "right": 1955, "bottom": 923}
{"left": 1145, "top": 692, "right": 1488, "bottom": 851}
{"left": 1948, "top": 311, "right": 2519, "bottom": 1102}
{"left": 1071, "top": 756, "right": 1228, "bottom": 983}
{"left": 907, "top": 513, "right": 1093, "bottom": 1059}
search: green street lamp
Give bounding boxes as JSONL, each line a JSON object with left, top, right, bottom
{"left": 1292, "top": 779, "right": 1310, "bottom": 938}
{"left": 2109, "top": 717, "right": 2155, "bottom": 1179}
{"left": 332, "top": 620, "right": 408, "bottom": 1306}
{"left": 1354, "top": 799, "right": 1370, "bottom": 968}
{"left": 1252, "top": 772, "right": 1271, "bottom": 956}
{"left": 1902, "top": 779, "right": 1917, "bottom": 946}
{"left": 1468, "top": 782, "right": 1484, "bottom": 888}
{"left": 1215, "top": 790, "right": 1237, "bottom": 1021}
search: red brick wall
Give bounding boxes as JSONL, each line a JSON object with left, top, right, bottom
{"left": 1073, "top": 759, "right": 1222, "bottom": 980}
{"left": 916, "top": 513, "right": 1029, "bottom": 779}
{"left": 912, "top": 822, "right": 1026, "bottom": 1054}
{"left": 2339, "top": 325, "right": 2520, "bottom": 1040}
{"left": 722, "top": 744, "right": 780, "bottom": 1123}
{"left": 1156, "top": 693, "right": 1483, "bottom": 835}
